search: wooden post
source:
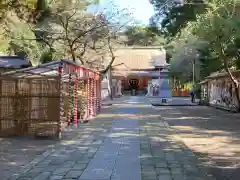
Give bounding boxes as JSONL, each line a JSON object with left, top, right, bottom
{"left": 58, "top": 62, "right": 64, "bottom": 140}
{"left": 87, "top": 77, "right": 90, "bottom": 119}
{"left": 99, "top": 79, "right": 101, "bottom": 113}
{"left": 0, "top": 80, "right": 2, "bottom": 131}
{"left": 14, "top": 79, "right": 19, "bottom": 133}
{"left": 68, "top": 73, "right": 72, "bottom": 126}
{"left": 25, "top": 79, "right": 32, "bottom": 135}
{"left": 74, "top": 72, "right": 78, "bottom": 126}
{"left": 90, "top": 78, "right": 93, "bottom": 117}
{"left": 80, "top": 80, "right": 85, "bottom": 121}
{"left": 93, "top": 77, "right": 97, "bottom": 116}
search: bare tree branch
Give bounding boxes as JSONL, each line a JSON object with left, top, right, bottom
{"left": 100, "top": 36, "right": 116, "bottom": 74}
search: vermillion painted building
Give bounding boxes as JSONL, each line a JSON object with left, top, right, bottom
{"left": 107, "top": 46, "right": 167, "bottom": 96}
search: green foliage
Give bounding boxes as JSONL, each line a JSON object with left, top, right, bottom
{"left": 149, "top": 0, "right": 207, "bottom": 38}
{"left": 40, "top": 50, "right": 53, "bottom": 63}
{"left": 0, "top": 0, "right": 50, "bottom": 24}
{"left": 0, "top": 0, "right": 123, "bottom": 69}
{"left": 150, "top": 0, "right": 240, "bottom": 84}
{"left": 161, "top": 0, "right": 207, "bottom": 37}
{"left": 149, "top": 0, "right": 176, "bottom": 15}
{"left": 164, "top": 44, "right": 174, "bottom": 63}
{"left": 9, "top": 22, "right": 42, "bottom": 65}
{"left": 0, "top": 0, "right": 50, "bottom": 61}
{"left": 123, "top": 26, "right": 164, "bottom": 46}
{"left": 191, "top": 0, "right": 240, "bottom": 70}
{"left": 197, "top": 45, "right": 222, "bottom": 79}
{"left": 0, "top": 32, "right": 9, "bottom": 53}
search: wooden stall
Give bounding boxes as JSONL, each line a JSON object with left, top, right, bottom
{"left": 199, "top": 70, "right": 240, "bottom": 111}
{"left": 0, "top": 60, "right": 101, "bottom": 139}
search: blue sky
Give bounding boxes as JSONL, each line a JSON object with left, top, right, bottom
{"left": 111, "top": 0, "right": 155, "bottom": 25}
{"left": 88, "top": 0, "right": 155, "bottom": 25}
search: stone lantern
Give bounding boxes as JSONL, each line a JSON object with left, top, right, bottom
{"left": 158, "top": 63, "right": 172, "bottom": 99}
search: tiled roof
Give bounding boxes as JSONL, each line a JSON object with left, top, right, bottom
{"left": 0, "top": 56, "right": 31, "bottom": 68}
{"left": 206, "top": 70, "right": 240, "bottom": 79}
{"left": 112, "top": 47, "right": 166, "bottom": 70}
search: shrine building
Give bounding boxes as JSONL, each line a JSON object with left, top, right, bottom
{"left": 109, "top": 46, "right": 167, "bottom": 96}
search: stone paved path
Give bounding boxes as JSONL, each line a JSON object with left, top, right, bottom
{"left": 9, "top": 96, "right": 212, "bottom": 180}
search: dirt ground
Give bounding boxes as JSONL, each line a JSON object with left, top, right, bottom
{"left": 153, "top": 105, "right": 240, "bottom": 180}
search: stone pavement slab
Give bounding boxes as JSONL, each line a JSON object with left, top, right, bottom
{"left": 79, "top": 118, "right": 141, "bottom": 180}
{"left": 8, "top": 96, "right": 211, "bottom": 180}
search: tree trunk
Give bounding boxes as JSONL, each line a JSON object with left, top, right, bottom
{"left": 99, "top": 37, "right": 115, "bottom": 74}
{"left": 223, "top": 58, "right": 240, "bottom": 111}
{"left": 107, "top": 67, "right": 113, "bottom": 100}
{"left": 69, "top": 45, "right": 76, "bottom": 62}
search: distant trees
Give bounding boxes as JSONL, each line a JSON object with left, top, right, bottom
{"left": 123, "top": 26, "right": 163, "bottom": 46}
{"left": 189, "top": 0, "right": 240, "bottom": 109}
{"left": 150, "top": 0, "right": 240, "bottom": 109}
{"left": 0, "top": 0, "right": 131, "bottom": 70}
{"left": 150, "top": 0, "right": 207, "bottom": 39}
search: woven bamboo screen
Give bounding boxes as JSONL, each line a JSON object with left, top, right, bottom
{"left": 0, "top": 77, "right": 61, "bottom": 137}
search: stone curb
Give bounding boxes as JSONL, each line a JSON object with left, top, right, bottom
{"left": 146, "top": 97, "right": 200, "bottom": 106}
{"left": 151, "top": 103, "right": 199, "bottom": 106}
{"left": 209, "top": 104, "right": 238, "bottom": 113}
{"left": 101, "top": 103, "right": 113, "bottom": 106}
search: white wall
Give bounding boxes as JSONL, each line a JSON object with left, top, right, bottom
{"left": 101, "top": 79, "right": 109, "bottom": 100}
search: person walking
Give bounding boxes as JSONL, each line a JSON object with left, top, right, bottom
{"left": 190, "top": 87, "right": 195, "bottom": 103}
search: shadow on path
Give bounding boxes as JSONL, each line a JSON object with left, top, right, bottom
{"left": 153, "top": 105, "right": 240, "bottom": 180}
